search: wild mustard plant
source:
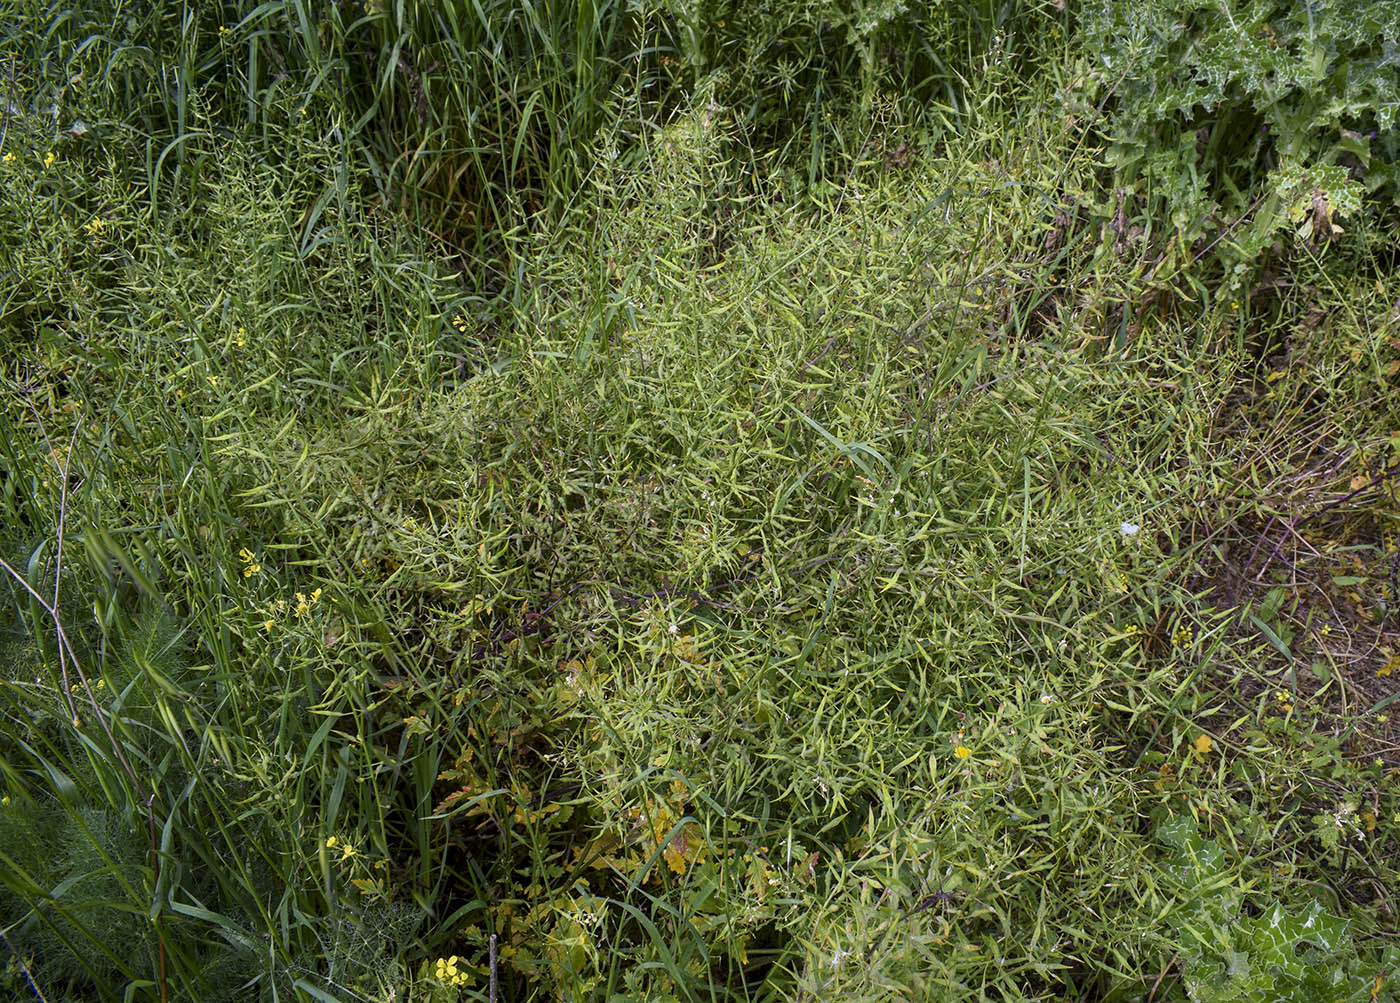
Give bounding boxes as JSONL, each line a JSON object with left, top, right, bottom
{"left": 3, "top": 5, "right": 1399, "bottom": 999}
{"left": 433, "top": 955, "right": 468, "bottom": 987}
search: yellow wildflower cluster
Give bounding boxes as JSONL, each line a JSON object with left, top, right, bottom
{"left": 259, "top": 587, "right": 327, "bottom": 635}
{"left": 238, "top": 547, "right": 261, "bottom": 578}
{"left": 44, "top": 151, "right": 56, "bottom": 169}
{"left": 1, "top": 152, "right": 15, "bottom": 166}
{"left": 1172, "top": 624, "right": 1194, "bottom": 647}
{"left": 954, "top": 745, "right": 972, "bottom": 759}
{"left": 321, "top": 834, "right": 390, "bottom": 900}
{"left": 434, "top": 955, "right": 469, "bottom": 987}
{"left": 262, "top": 597, "right": 285, "bottom": 633}
{"left": 294, "top": 587, "right": 323, "bottom": 618}
{"left": 232, "top": 326, "right": 247, "bottom": 348}
{"left": 84, "top": 216, "right": 107, "bottom": 236}
{"left": 325, "top": 834, "right": 357, "bottom": 861}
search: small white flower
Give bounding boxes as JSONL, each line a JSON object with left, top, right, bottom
{"left": 1119, "top": 522, "right": 1140, "bottom": 538}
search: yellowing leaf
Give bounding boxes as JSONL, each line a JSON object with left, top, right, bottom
{"left": 664, "top": 833, "right": 688, "bottom": 874}
{"left": 350, "top": 877, "right": 386, "bottom": 899}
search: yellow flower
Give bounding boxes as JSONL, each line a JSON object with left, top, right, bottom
{"left": 262, "top": 619, "right": 275, "bottom": 633}
{"left": 434, "top": 955, "right": 468, "bottom": 986}
{"left": 84, "top": 216, "right": 106, "bottom": 236}
{"left": 243, "top": 562, "right": 261, "bottom": 578}
{"left": 1, "top": 796, "right": 10, "bottom": 806}
{"left": 1192, "top": 734, "right": 1212, "bottom": 757}
{"left": 954, "top": 746, "right": 972, "bottom": 759}
{"left": 219, "top": 25, "right": 231, "bottom": 35}
{"left": 206, "top": 375, "right": 219, "bottom": 387}
{"left": 299, "top": 106, "right": 308, "bottom": 117}
{"left": 2, "top": 152, "right": 15, "bottom": 166}
{"left": 44, "top": 151, "right": 56, "bottom": 168}
{"left": 325, "top": 835, "right": 339, "bottom": 849}
{"left": 233, "top": 326, "right": 247, "bottom": 348}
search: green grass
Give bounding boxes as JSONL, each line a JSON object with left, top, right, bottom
{"left": 2, "top": 5, "right": 1400, "bottom": 1002}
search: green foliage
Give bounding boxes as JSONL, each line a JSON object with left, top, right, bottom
{"left": 1155, "top": 815, "right": 1395, "bottom": 1003}
{"left": 4, "top": 2, "right": 1400, "bottom": 1001}
{"left": 647, "top": 0, "right": 1056, "bottom": 178}
{"left": 1081, "top": 0, "right": 1400, "bottom": 273}
{"left": 0, "top": 608, "right": 250, "bottom": 1000}
{"left": 2, "top": 0, "right": 1055, "bottom": 250}
{"left": 0, "top": 93, "right": 452, "bottom": 1000}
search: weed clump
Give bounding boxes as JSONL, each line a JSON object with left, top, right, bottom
{"left": 3, "top": 2, "right": 1400, "bottom": 1001}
